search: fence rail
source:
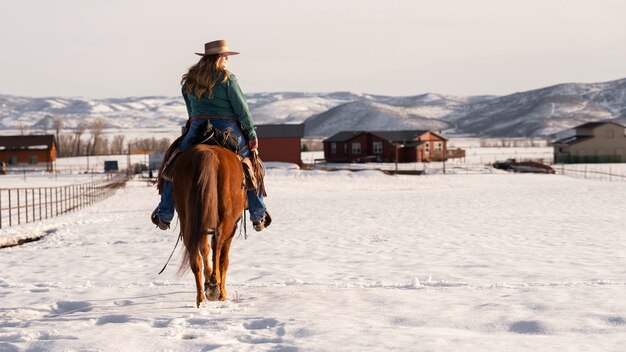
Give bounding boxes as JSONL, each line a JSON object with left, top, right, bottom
{"left": 0, "top": 175, "right": 128, "bottom": 229}
{"left": 554, "top": 165, "right": 626, "bottom": 182}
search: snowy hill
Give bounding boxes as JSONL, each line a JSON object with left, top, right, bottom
{"left": 303, "top": 100, "right": 451, "bottom": 137}
{"left": 1, "top": 78, "right": 625, "bottom": 138}
{"left": 453, "top": 79, "right": 626, "bottom": 137}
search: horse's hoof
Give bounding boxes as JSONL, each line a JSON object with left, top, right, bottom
{"left": 196, "top": 297, "right": 205, "bottom": 308}
{"left": 206, "top": 289, "right": 220, "bottom": 301}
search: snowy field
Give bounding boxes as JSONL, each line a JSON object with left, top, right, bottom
{"left": 1, "top": 165, "right": 625, "bottom": 351}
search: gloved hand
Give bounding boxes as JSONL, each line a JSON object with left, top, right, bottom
{"left": 249, "top": 139, "right": 259, "bottom": 154}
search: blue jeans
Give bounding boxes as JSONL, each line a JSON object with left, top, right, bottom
{"left": 157, "top": 119, "right": 267, "bottom": 222}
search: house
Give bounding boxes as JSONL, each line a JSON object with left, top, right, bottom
{"left": 323, "top": 130, "right": 448, "bottom": 163}
{"left": 0, "top": 135, "right": 57, "bottom": 171}
{"left": 552, "top": 122, "right": 626, "bottom": 163}
{"left": 256, "top": 124, "right": 305, "bottom": 166}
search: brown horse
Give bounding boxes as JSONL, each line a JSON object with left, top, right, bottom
{"left": 172, "top": 144, "right": 246, "bottom": 307}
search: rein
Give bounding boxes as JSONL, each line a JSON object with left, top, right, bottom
{"left": 158, "top": 233, "right": 182, "bottom": 275}
{"left": 238, "top": 210, "right": 248, "bottom": 240}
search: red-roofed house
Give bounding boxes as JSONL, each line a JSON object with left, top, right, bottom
{"left": 0, "top": 135, "right": 57, "bottom": 171}
{"left": 323, "top": 130, "right": 447, "bottom": 163}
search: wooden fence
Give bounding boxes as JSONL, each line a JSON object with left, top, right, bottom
{"left": 554, "top": 165, "right": 626, "bottom": 182}
{"left": 0, "top": 175, "right": 128, "bottom": 229}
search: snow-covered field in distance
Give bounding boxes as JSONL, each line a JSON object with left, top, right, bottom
{"left": 1, "top": 158, "right": 625, "bottom": 351}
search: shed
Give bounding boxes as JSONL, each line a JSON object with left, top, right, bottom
{"left": 256, "top": 124, "right": 305, "bottom": 166}
{"left": 0, "top": 135, "right": 57, "bottom": 171}
{"left": 323, "top": 130, "right": 448, "bottom": 163}
{"left": 552, "top": 121, "right": 626, "bottom": 163}
{"left": 104, "top": 160, "right": 119, "bottom": 173}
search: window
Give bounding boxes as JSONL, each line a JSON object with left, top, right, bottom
{"left": 331, "top": 143, "right": 337, "bottom": 154}
{"left": 29, "top": 155, "right": 38, "bottom": 164}
{"left": 373, "top": 141, "right": 383, "bottom": 154}
{"left": 434, "top": 142, "right": 442, "bottom": 151}
{"left": 425, "top": 142, "right": 430, "bottom": 152}
{"left": 352, "top": 142, "right": 361, "bottom": 154}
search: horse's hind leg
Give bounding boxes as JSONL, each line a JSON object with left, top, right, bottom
{"left": 200, "top": 234, "right": 213, "bottom": 299}
{"left": 206, "top": 232, "right": 221, "bottom": 301}
{"left": 217, "top": 223, "right": 237, "bottom": 301}
{"left": 189, "top": 248, "right": 206, "bottom": 308}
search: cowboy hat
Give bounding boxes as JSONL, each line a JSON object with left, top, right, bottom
{"left": 195, "top": 40, "right": 240, "bottom": 56}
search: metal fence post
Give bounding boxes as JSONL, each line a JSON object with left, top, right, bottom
{"left": 25, "top": 188, "right": 29, "bottom": 224}
{"left": 8, "top": 190, "right": 12, "bottom": 227}
{"left": 17, "top": 189, "right": 21, "bottom": 225}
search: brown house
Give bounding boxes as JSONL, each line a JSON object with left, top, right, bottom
{"left": 552, "top": 121, "right": 626, "bottom": 163}
{"left": 323, "top": 130, "right": 448, "bottom": 163}
{"left": 256, "top": 124, "right": 305, "bottom": 166}
{"left": 0, "top": 135, "right": 57, "bottom": 171}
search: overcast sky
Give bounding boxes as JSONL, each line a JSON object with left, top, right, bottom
{"left": 0, "top": 0, "right": 624, "bottom": 99}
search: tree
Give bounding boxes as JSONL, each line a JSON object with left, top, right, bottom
{"left": 73, "top": 121, "right": 88, "bottom": 156}
{"left": 111, "top": 135, "right": 126, "bottom": 155}
{"left": 41, "top": 115, "right": 51, "bottom": 135}
{"left": 88, "top": 118, "right": 107, "bottom": 155}
{"left": 53, "top": 114, "right": 63, "bottom": 156}
{"left": 57, "top": 134, "right": 74, "bottom": 157}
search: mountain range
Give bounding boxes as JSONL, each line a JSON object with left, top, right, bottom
{"left": 1, "top": 78, "right": 624, "bottom": 138}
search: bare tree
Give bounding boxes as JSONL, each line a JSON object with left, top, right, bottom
{"left": 111, "top": 135, "right": 126, "bottom": 155}
{"left": 157, "top": 138, "right": 171, "bottom": 153}
{"left": 41, "top": 115, "right": 51, "bottom": 135}
{"left": 53, "top": 114, "right": 63, "bottom": 156}
{"left": 57, "top": 134, "right": 74, "bottom": 157}
{"left": 128, "top": 137, "right": 171, "bottom": 154}
{"left": 88, "top": 118, "right": 107, "bottom": 155}
{"left": 96, "top": 137, "right": 110, "bottom": 155}
{"left": 74, "top": 121, "right": 88, "bottom": 156}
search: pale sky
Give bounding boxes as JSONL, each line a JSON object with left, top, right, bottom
{"left": 0, "top": 0, "right": 624, "bottom": 99}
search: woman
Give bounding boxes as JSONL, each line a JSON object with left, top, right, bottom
{"left": 151, "top": 40, "right": 271, "bottom": 232}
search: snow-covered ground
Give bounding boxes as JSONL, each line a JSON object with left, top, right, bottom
{"left": 1, "top": 164, "right": 625, "bottom": 351}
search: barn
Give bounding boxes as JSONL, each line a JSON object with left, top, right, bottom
{"left": 552, "top": 122, "right": 626, "bottom": 163}
{"left": 0, "top": 135, "right": 57, "bottom": 172}
{"left": 256, "top": 124, "right": 305, "bottom": 166}
{"left": 323, "top": 130, "right": 448, "bottom": 163}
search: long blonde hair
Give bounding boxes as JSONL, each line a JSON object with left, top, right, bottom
{"left": 181, "top": 55, "right": 231, "bottom": 99}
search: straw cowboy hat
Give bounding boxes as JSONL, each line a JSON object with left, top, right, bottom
{"left": 195, "top": 40, "right": 240, "bottom": 56}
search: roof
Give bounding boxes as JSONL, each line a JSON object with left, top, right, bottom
{"left": 0, "top": 135, "right": 57, "bottom": 149}
{"left": 324, "top": 130, "right": 447, "bottom": 143}
{"left": 575, "top": 121, "right": 625, "bottom": 130}
{"left": 256, "top": 124, "right": 304, "bottom": 139}
{"left": 551, "top": 135, "right": 593, "bottom": 146}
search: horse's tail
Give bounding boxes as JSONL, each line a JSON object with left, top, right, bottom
{"left": 177, "top": 148, "right": 219, "bottom": 277}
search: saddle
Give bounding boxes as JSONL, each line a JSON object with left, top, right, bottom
{"left": 157, "top": 126, "right": 266, "bottom": 195}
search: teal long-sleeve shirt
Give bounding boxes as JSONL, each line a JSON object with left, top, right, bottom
{"left": 182, "top": 73, "right": 257, "bottom": 140}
